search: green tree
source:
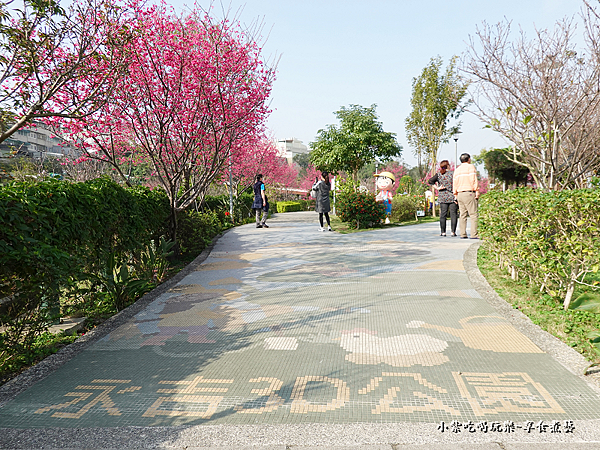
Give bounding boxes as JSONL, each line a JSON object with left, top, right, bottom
{"left": 405, "top": 56, "right": 469, "bottom": 178}
{"left": 292, "top": 152, "right": 311, "bottom": 178}
{"left": 407, "top": 166, "right": 422, "bottom": 183}
{"left": 477, "top": 148, "right": 529, "bottom": 188}
{"left": 310, "top": 104, "right": 402, "bottom": 181}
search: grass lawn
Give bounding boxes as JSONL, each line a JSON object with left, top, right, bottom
{"left": 477, "top": 243, "right": 600, "bottom": 369}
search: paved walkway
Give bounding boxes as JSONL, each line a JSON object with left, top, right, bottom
{"left": 1, "top": 211, "right": 600, "bottom": 448}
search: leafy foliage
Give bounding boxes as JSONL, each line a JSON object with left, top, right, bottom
{"left": 336, "top": 180, "right": 386, "bottom": 229}
{"left": 479, "top": 188, "right": 600, "bottom": 310}
{"left": 134, "top": 236, "right": 176, "bottom": 285}
{"left": 176, "top": 210, "right": 225, "bottom": 256}
{"left": 0, "top": 178, "right": 170, "bottom": 373}
{"left": 569, "top": 293, "right": 600, "bottom": 357}
{"left": 86, "top": 252, "right": 155, "bottom": 312}
{"left": 396, "top": 175, "right": 426, "bottom": 196}
{"left": 310, "top": 104, "right": 402, "bottom": 181}
{"left": 276, "top": 201, "right": 302, "bottom": 213}
{"left": 391, "top": 195, "right": 419, "bottom": 222}
{"left": 405, "top": 56, "right": 469, "bottom": 177}
{"left": 478, "top": 246, "right": 600, "bottom": 367}
{"left": 477, "top": 148, "right": 529, "bottom": 187}
{"left": 570, "top": 293, "right": 600, "bottom": 314}
{"left": 0, "top": 331, "right": 78, "bottom": 383}
{"left": 293, "top": 152, "right": 311, "bottom": 177}
{"left": 203, "top": 192, "right": 253, "bottom": 225}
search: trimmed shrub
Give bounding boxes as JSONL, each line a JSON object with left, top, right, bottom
{"left": 177, "top": 210, "right": 224, "bottom": 255}
{"left": 391, "top": 195, "right": 419, "bottom": 222}
{"left": 0, "top": 178, "right": 170, "bottom": 372}
{"left": 480, "top": 188, "right": 600, "bottom": 309}
{"left": 336, "top": 190, "right": 386, "bottom": 229}
{"left": 276, "top": 201, "right": 302, "bottom": 213}
{"left": 0, "top": 178, "right": 170, "bottom": 301}
{"left": 299, "top": 199, "right": 315, "bottom": 210}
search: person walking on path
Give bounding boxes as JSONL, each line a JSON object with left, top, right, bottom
{"left": 453, "top": 153, "right": 479, "bottom": 239}
{"left": 428, "top": 160, "right": 457, "bottom": 237}
{"left": 252, "top": 174, "right": 269, "bottom": 228}
{"left": 312, "top": 171, "right": 332, "bottom": 232}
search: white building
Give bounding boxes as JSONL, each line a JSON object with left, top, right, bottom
{"left": 276, "top": 138, "right": 309, "bottom": 164}
{"left": 0, "top": 123, "right": 76, "bottom": 159}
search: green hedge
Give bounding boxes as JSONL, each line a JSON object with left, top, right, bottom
{"left": 391, "top": 195, "right": 419, "bottom": 222}
{"left": 302, "top": 199, "right": 316, "bottom": 210}
{"left": 0, "top": 178, "right": 170, "bottom": 359}
{"left": 177, "top": 210, "right": 224, "bottom": 255}
{"left": 479, "top": 188, "right": 600, "bottom": 309}
{"left": 0, "top": 178, "right": 170, "bottom": 297}
{"left": 276, "top": 201, "right": 302, "bottom": 213}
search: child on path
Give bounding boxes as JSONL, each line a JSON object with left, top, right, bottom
{"left": 252, "top": 174, "right": 269, "bottom": 228}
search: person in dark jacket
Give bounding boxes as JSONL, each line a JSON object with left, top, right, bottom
{"left": 252, "top": 174, "right": 269, "bottom": 228}
{"left": 312, "top": 171, "right": 332, "bottom": 231}
{"left": 428, "top": 160, "right": 457, "bottom": 236}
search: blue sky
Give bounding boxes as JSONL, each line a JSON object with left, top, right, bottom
{"left": 172, "top": 0, "right": 584, "bottom": 168}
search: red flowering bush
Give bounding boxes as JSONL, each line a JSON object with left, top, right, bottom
{"left": 337, "top": 189, "right": 386, "bottom": 229}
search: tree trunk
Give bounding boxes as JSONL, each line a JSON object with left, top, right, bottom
{"left": 169, "top": 205, "right": 179, "bottom": 255}
{"left": 563, "top": 264, "right": 580, "bottom": 311}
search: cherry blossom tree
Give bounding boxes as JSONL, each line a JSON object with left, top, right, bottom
{"left": 0, "top": 0, "right": 133, "bottom": 142}
{"left": 55, "top": 3, "right": 275, "bottom": 240}
{"left": 298, "top": 164, "right": 321, "bottom": 194}
{"left": 226, "top": 134, "right": 297, "bottom": 196}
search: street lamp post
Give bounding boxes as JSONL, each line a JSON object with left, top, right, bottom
{"left": 453, "top": 132, "right": 461, "bottom": 167}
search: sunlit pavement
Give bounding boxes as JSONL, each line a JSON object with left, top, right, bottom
{"left": 1, "top": 211, "right": 600, "bottom": 449}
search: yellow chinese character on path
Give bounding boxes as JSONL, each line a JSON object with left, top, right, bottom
{"left": 142, "top": 376, "right": 233, "bottom": 419}
{"left": 235, "top": 377, "right": 285, "bottom": 414}
{"left": 35, "top": 380, "right": 141, "bottom": 419}
{"left": 359, "top": 372, "right": 460, "bottom": 416}
{"left": 452, "top": 372, "right": 565, "bottom": 416}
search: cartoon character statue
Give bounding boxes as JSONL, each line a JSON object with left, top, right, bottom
{"left": 374, "top": 171, "right": 396, "bottom": 224}
{"left": 425, "top": 190, "right": 434, "bottom": 215}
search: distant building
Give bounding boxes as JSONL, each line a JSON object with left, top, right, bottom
{"left": 0, "top": 123, "right": 76, "bottom": 160}
{"left": 276, "top": 138, "right": 308, "bottom": 164}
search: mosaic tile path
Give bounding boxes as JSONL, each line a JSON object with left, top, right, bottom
{"left": 1, "top": 212, "right": 600, "bottom": 429}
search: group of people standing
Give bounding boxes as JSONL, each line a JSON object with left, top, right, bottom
{"left": 252, "top": 171, "right": 333, "bottom": 231}
{"left": 427, "top": 153, "right": 479, "bottom": 239}
{"left": 254, "top": 153, "right": 478, "bottom": 238}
